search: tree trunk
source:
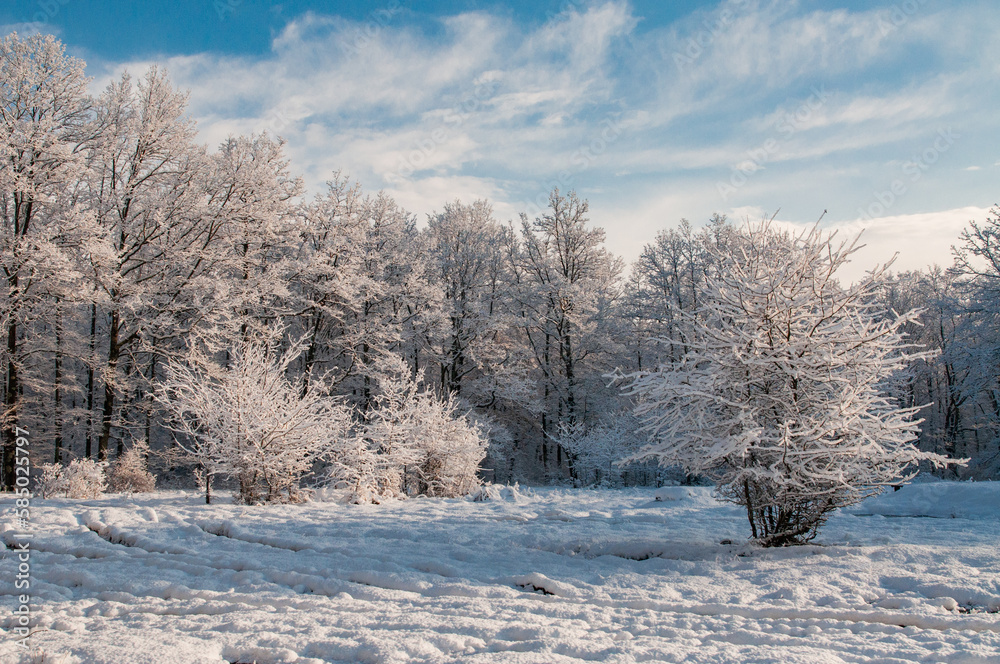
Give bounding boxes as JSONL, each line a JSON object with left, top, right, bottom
{"left": 53, "top": 304, "right": 64, "bottom": 463}
{"left": 2, "top": 315, "right": 17, "bottom": 490}
{"left": 97, "top": 309, "right": 121, "bottom": 461}
{"left": 4, "top": 195, "right": 31, "bottom": 489}
{"left": 561, "top": 328, "right": 576, "bottom": 425}
{"left": 743, "top": 479, "right": 758, "bottom": 540}
{"left": 85, "top": 303, "right": 96, "bottom": 459}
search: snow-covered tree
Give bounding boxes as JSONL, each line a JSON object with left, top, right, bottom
{"left": 208, "top": 132, "right": 302, "bottom": 341}
{"left": 107, "top": 439, "right": 156, "bottom": 493}
{"left": 156, "top": 326, "right": 352, "bottom": 504}
{"left": 331, "top": 356, "right": 488, "bottom": 502}
{"left": 624, "top": 221, "right": 958, "bottom": 546}
{"left": 82, "top": 68, "right": 218, "bottom": 461}
{"left": 625, "top": 215, "right": 738, "bottom": 372}
{"left": 295, "top": 184, "right": 438, "bottom": 412}
{"left": 1, "top": 33, "right": 90, "bottom": 488}
{"left": 425, "top": 199, "right": 509, "bottom": 398}
{"left": 951, "top": 206, "right": 1000, "bottom": 474}
{"left": 506, "top": 189, "right": 625, "bottom": 478}
{"left": 292, "top": 173, "right": 368, "bottom": 394}
{"left": 555, "top": 412, "right": 650, "bottom": 487}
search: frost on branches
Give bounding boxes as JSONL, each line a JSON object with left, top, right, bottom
{"left": 39, "top": 459, "right": 107, "bottom": 499}
{"left": 157, "top": 327, "right": 352, "bottom": 504}
{"left": 555, "top": 413, "right": 650, "bottom": 487}
{"left": 624, "top": 221, "right": 960, "bottom": 546}
{"left": 107, "top": 440, "right": 157, "bottom": 493}
{"left": 329, "top": 356, "right": 489, "bottom": 503}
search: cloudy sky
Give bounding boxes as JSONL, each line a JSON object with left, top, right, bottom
{"left": 4, "top": 0, "right": 997, "bottom": 280}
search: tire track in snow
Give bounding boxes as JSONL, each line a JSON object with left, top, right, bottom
{"left": 172, "top": 520, "right": 1000, "bottom": 635}
{"left": 607, "top": 598, "right": 1000, "bottom": 634}
{"left": 35, "top": 506, "right": 1000, "bottom": 646}
{"left": 78, "top": 515, "right": 386, "bottom": 603}
{"left": 194, "top": 519, "right": 523, "bottom": 600}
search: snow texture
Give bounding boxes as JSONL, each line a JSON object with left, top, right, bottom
{"left": 1, "top": 481, "right": 998, "bottom": 663}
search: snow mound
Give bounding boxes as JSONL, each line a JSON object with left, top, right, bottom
{"left": 854, "top": 480, "right": 1000, "bottom": 519}
{"left": 506, "top": 573, "right": 576, "bottom": 597}
{"left": 467, "top": 482, "right": 531, "bottom": 502}
{"left": 654, "top": 486, "right": 698, "bottom": 502}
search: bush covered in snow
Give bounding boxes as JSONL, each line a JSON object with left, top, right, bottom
{"left": 157, "top": 327, "right": 353, "bottom": 504}
{"left": 107, "top": 440, "right": 157, "bottom": 493}
{"left": 624, "top": 222, "right": 959, "bottom": 546}
{"left": 329, "top": 359, "right": 489, "bottom": 502}
{"left": 38, "top": 458, "right": 107, "bottom": 499}
{"left": 468, "top": 482, "right": 530, "bottom": 502}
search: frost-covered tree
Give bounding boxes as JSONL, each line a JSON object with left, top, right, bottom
{"left": 331, "top": 356, "right": 488, "bottom": 502}
{"left": 1, "top": 33, "right": 90, "bottom": 488}
{"left": 951, "top": 206, "right": 1000, "bottom": 473}
{"left": 208, "top": 132, "right": 302, "bottom": 341}
{"left": 555, "top": 412, "right": 649, "bottom": 487}
{"left": 292, "top": 174, "right": 368, "bottom": 393}
{"left": 624, "top": 221, "right": 957, "bottom": 546}
{"left": 625, "top": 215, "right": 737, "bottom": 372}
{"left": 107, "top": 439, "right": 156, "bottom": 493}
{"left": 876, "top": 268, "right": 974, "bottom": 468}
{"left": 296, "top": 185, "right": 438, "bottom": 412}
{"left": 506, "top": 189, "right": 625, "bottom": 478}
{"left": 425, "top": 199, "right": 509, "bottom": 398}
{"left": 156, "top": 327, "right": 352, "bottom": 504}
{"left": 82, "top": 68, "right": 219, "bottom": 461}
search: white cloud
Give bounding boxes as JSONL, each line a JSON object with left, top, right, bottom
{"left": 773, "top": 207, "right": 988, "bottom": 284}
{"left": 90, "top": 1, "right": 998, "bottom": 271}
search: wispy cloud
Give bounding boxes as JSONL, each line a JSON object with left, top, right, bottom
{"left": 89, "top": 0, "right": 999, "bottom": 276}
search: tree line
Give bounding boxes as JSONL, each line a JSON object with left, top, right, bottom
{"left": 2, "top": 33, "right": 998, "bottom": 494}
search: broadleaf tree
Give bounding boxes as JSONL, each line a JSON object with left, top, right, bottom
{"left": 623, "top": 221, "right": 959, "bottom": 546}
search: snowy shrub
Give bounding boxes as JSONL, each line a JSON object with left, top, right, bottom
{"left": 624, "top": 222, "right": 960, "bottom": 546}
{"left": 157, "top": 326, "right": 353, "bottom": 504}
{"left": 407, "top": 391, "right": 490, "bottom": 497}
{"left": 107, "top": 440, "right": 157, "bottom": 493}
{"left": 468, "top": 482, "right": 530, "bottom": 502}
{"left": 326, "top": 435, "right": 385, "bottom": 504}
{"left": 38, "top": 459, "right": 107, "bottom": 499}
{"left": 330, "top": 358, "right": 489, "bottom": 501}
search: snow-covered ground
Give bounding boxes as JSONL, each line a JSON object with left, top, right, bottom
{"left": 2, "top": 481, "right": 998, "bottom": 663}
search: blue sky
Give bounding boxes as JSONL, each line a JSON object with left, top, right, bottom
{"left": 4, "top": 0, "right": 998, "bottom": 279}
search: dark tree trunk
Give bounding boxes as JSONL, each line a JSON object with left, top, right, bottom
{"left": 2, "top": 315, "right": 17, "bottom": 490}
{"left": 53, "top": 304, "right": 64, "bottom": 463}
{"left": 97, "top": 309, "right": 121, "bottom": 461}
{"left": 85, "top": 303, "right": 96, "bottom": 459}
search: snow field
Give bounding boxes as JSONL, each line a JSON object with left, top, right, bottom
{"left": 1, "top": 482, "right": 998, "bottom": 663}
